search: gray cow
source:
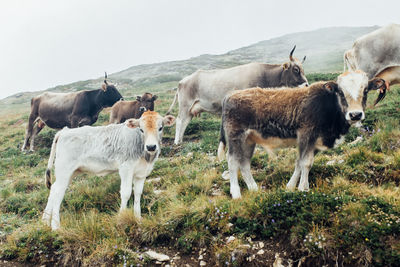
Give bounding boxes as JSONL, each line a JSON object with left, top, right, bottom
{"left": 344, "top": 24, "right": 400, "bottom": 104}
{"left": 166, "top": 46, "right": 308, "bottom": 144}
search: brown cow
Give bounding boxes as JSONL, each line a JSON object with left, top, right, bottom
{"left": 218, "top": 70, "right": 387, "bottom": 198}
{"left": 109, "top": 93, "right": 158, "bottom": 123}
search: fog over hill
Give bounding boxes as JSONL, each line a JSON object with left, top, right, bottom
{"left": 1, "top": 25, "right": 379, "bottom": 106}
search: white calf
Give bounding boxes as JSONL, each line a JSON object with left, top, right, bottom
{"left": 42, "top": 111, "right": 175, "bottom": 230}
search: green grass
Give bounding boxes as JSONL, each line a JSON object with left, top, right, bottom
{"left": 0, "top": 78, "right": 399, "bottom": 266}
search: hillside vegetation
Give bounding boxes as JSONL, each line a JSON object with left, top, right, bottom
{"left": 1, "top": 71, "right": 400, "bottom": 266}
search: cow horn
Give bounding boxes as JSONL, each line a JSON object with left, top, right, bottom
{"left": 289, "top": 45, "right": 296, "bottom": 61}
{"left": 301, "top": 56, "right": 306, "bottom": 64}
{"left": 104, "top": 72, "right": 108, "bottom": 85}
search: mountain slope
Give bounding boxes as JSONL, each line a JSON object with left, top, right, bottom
{"left": 1, "top": 25, "right": 379, "bottom": 108}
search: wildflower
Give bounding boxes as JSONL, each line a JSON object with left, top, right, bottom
{"left": 365, "top": 238, "right": 369, "bottom": 241}
{"left": 114, "top": 245, "right": 118, "bottom": 249}
{"left": 271, "top": 219, "right": 275, "bottom": 223}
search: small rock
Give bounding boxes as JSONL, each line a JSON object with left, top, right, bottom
{"left": 173, "top": 256, "right": 181, "bottom": 260}
{"left": 239, "top": 244, "right": 251, "bottom": 249}
{"left": 326, "top": 160, "right": 336, "bottom": 166}
{"left": 145, "top": 250, "right": 170, "bottom": 262}
{"left": 259, "top": 241, "right": 264, "bottom": 248}
{"left": 227, "top": 223, "right": 234, "bottom": 228}
{"left": 338, "top": 159, "right": 344, "bottom": 164}
{"left": 198, "top": 255, "right": 204, "bottom": 260}
{"left": 187, "top": 152, "right": 193, "bottom": 158}
{"left": 200, "top": 260, "right": 207, "bottom": 266}
{"left": 154, "top": 189, "right": 165, "bottom": 195}
{"left": 257, "top": 249, "right": 265, "bottom": 255}
{"left": 226, "top": 236, "right": 236, "bottom": 243}
{"left": 273, "top": 253, "right": 284, "bottom": 267}
{"left": 146, "top": 177, "right": 161, "bottom": 183}
{"left": 350, "top": 136, "right": 363, "bottom": 145}
{"left": 211, "top": 188, "right": 223, "bottom": 196}
{"left": 165, "top": 265, "right": 170, "bottom": 267}
{"left": 156, "top": 261, "right": 162, "bottom": 264}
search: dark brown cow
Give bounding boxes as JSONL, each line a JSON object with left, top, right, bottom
{"left": 109, "top": 93, "right": 158, "bottom": 123}
{"left": 218, "top": 70, "right": 386, "bottom": 198}
{"left": 21, "top": 74, "right": 123, "bottom": 152}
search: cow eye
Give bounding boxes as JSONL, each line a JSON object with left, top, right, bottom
{"left": 159, "top": 126, "right": 163, "bottom": 131}
{"left": 294, "top": 67, "right": 299, "bottom": 73}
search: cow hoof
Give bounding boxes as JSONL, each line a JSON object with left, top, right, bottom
{"left": 248, "top": 184, "right": 258, "bottom": 191}
{"left": 231, "top": 188, "right": 242, "bottom": 199}
{"left": 221, "top": 171, "right": 230, "bottom": 180}
{"left": 298, "top": 186, "right": 310, "bottom": 192}
{"left": 286, "top": 184, "right": 296, "bottom": 192}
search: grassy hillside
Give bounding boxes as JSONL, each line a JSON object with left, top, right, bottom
{"left": 1, "top": 72, "right": 400, "bottom": 266}
{"left": 0, "top": 26, "right": 378, "bottom": 109}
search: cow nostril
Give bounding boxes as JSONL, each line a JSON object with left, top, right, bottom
{"left": 146, "top": 145, "right": 157, "bottom": 152}
{"left": 305, "top": 83, "right": 309, "bottom": 87}
{"left": 349, "top": 112, "right": 362, "bottom": 121}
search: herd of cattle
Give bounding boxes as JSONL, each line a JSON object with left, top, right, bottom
{"left": 17, "top": 24, "right": 400, "bottom": 230}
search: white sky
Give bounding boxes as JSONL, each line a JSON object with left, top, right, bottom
{"left": 0, "top": 0, "right": 399, "bottom": 99}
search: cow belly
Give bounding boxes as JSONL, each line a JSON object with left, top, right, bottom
{"left": 43, "top": 118, "right": 71, "bottom": 129}
{"left": 246, "top": 130, "right": 297, "bottom": 152}
{"left": 78, "top": 158, "right": 118, "bottom": 176}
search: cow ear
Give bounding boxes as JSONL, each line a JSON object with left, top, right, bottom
{"left": 324, "top": 81, "right": 338, "bottom": 92}
{"left": 282, "top": 62, "right": 290, "bottom": 70}
{"left": 152, "top": 95, "right": 158, "bottom": 101}
{"left": 136, "top": 96, "right": 142, "bottom": 101}
{"left": 163, "top": 115, "right": 176, "bottom": 126}
{"left": 101, "top": 83, "right": 107, "bottom": 91}
{"left": 125, "top": 119, "right": 140, "bottom": 129}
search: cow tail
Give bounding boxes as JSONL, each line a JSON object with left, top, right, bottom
{"left": 166, "top": 88, "right": 178, "bottom": 115}
{"left": 217, "top": 122, "right": 227, "bottom": 161}
{"left": 45, "top": 131, "right": 61, "bottom": 189}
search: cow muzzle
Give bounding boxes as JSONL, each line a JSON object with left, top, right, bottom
{"left": 144, "top": 144, "right": 159, "bottom": 162}
{"left": 146, "top": 144, "right": 157, "bottom": 152}
{"left": 299, "top": 82, "right": 309, "bottom": 88}
{"left": 346, "top": 111, "right": 364, "bottom": 123}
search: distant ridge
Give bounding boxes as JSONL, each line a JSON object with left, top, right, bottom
{"left": 1, "top": 25, "right": 379, "bottom": 106}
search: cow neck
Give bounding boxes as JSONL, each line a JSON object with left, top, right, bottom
{"left": 94, "top": 89, "right": 108, "bottom": 109}
{"left": 261, "top": 64, "right": 284, "bottom": 88}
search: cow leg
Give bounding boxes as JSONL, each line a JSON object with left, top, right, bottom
{"left": 43, "top": 170, "right": 73, "bottom": 230}
{"left": 119, "top": 165, "right": 135, "bottom": 212}
{"left": 29, "top": 121, "right": 45, "bottom": 152}
{"left": 239, "top": 143, "right": 258, "bottom": 191}
{"left": 174, "top": 112, "right": 192, "bottom": 145}
{"left": 133, "top": 176, "right": 146, "bottom": 219}
{"left": 297, "top": 147, "right": 316, "bottom": 192}
{"left": 21, "top": 113, "right": 37, "bottom": 151}
{"left": 286, "top": 158, "right": 301, "bottom": 191}
{"left": 228, "top": 155, "right": 241, "bottom": 199}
